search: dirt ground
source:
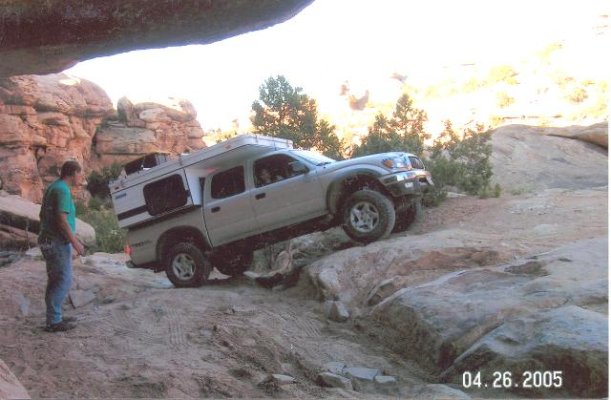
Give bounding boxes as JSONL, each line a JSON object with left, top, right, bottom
{"left": 0, "top": 186, "right": 607, "bottom": 398}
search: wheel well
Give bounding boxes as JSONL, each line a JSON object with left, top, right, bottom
{"left": 329, "top": 174, "right": 388, "bottom": 215}
{"left": 157, "top": 227, "right": 208, "bottom": 263}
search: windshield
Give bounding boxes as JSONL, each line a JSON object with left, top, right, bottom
{"left": 291, "top": 150, "right": 336, "bottom": 166}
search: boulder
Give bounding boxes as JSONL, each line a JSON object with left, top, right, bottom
{"left": 441, "top": 305, "right": 608, "bottom": 398}
{"left": 343, "top": 367, "right": 380, "bottom": 382}
{"left": 490, "top": 123, "right": 608, "bottom": 192}
{"left": 545, "top": 122, "right": 608, "bottom": 149}
{"left": 317, "top": 372, "right": 353, "bottom": 391}
{"left": 93, "top": 125, "right": 159, "bottom": 155}
{"left": 0, "top": 191, "right": 96, "bottom": 248}
{"left": 93, "top": 97, "right": 206, "bottom": 169}
{"left": 323, "top": 300, "right": 350, "bottom": 322}
{"left": 368, "top": 237, "right": 607, "bottom": 397}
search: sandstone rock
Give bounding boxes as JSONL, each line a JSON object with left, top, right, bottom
{"left": 323, "top": 362, "right": 346, "bottom": 375}
{"left": 490, "top": 124, "right": 608, "bottom": 192}
{"left": 366, "top": 277, "right": 399, "bottom": 306}
{"left": 0, "top": 358, "right": 30, "bottom": 399}
{"left": 402, "top": 384, "right": 470, "bottom": 399}
{"left": 545, "top": 121, "right": 608, "bottom": 148}
{"left": 343, "top": 367, "right": 380, "bottom": 382}
{"left": 0, "top": 1, "right": 314, "bottom": 78}
{"left": 93, "top": 97, "right": 206, "bottom": 169}
{"left": 0, "top": 74, "right": 113, "bottom": 202}
{"left": 0, "top": 191, "right": 96, "bottom": 247}
{"left": 441, "top": 305, "right": 608, "bottom": 398}
{"left": 368, "top": 237, "right": 607, "bottom": 383}
{"left": 317, "top": 372, "right": 353, "bottom": 390}
{"left": 313, "top": 268, "right": 342, "bottom": 300}
{"left": 69, "top": 289, "right": 97, "bottom": 308}
{"left": 374, "top": 375, "right": 397, "bottom": 385}
{"left": 94, "top": 125, "right": 159, "bottom": 155}
{"left": 324, "top": 300, "right": 350, "bottom": 322}
{"left": 270, "top": 374, "right": 297, "bottom": 385}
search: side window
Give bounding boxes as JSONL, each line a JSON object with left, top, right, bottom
{"left": 211, "top": 166, "right": 245, "bottom": 199}
{"left": 143, "top": 174, "right": 188, "bottom": 216}
{"left": 254, "top": 154, "right": 306, "bottom": 187}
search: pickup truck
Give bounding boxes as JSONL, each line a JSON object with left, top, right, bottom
{"left": 109, "top": 135, "right": 433, "bottom": 287}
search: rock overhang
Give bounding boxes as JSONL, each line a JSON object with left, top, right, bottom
{"left": 0, "top": 0, "right": 315, "bottom": 77}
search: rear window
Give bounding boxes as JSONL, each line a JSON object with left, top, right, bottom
{"left": 143, "top": 174, "right": 188, "bottom": 216}
{"left": 409, "top": 156, "right": 425, "bottom": 170}
{"left": 211, "top": 166, "right": 245, "bottom": 199}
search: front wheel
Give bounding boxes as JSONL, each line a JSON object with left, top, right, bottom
{"left": 164, "top": 242, "right": 211, "bottom": 288}
{"left": 342, "top": 190, "right": 396, "bottom": 244}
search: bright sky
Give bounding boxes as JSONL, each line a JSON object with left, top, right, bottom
{"left": 66, "top": 0, "right": 605, "bottom": 131}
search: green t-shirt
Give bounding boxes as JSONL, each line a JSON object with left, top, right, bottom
{"left": 39, "top": 179, "right": 76, "bottom": 243}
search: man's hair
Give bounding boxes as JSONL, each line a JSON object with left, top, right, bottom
{"left": 60, "top": 160, "right": 82, "bottom": 178}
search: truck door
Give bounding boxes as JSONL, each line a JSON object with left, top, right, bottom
{"left": 203, "top": 165, "right": 257, "bottom": 246}
{"left": 250, "top": 154, "right": 326, "bottom": 232}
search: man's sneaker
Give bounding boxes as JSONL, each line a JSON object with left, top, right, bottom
{"left": 45, "top": 320, "right": 76, "bottom": 332}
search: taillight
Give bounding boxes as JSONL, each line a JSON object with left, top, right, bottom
{"left": 124, "top": 241, "right": 132, "bottom": 256}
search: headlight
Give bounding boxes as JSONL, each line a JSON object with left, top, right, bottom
{"left": 382, "top": 156, "right": 411, "bottom": 170}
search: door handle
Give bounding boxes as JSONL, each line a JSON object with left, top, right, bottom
{"left": 211, "top": 206, "right": 221, "bottom": 213}
{"left": 255, "top": 193, "right": 266, "bottom": 200}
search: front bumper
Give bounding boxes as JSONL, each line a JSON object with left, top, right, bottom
{"left": 379, "top": 170, "right": 434, "bottom": 197}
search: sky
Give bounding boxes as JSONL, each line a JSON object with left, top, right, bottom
{"left": 66, "top": 0, "right": 605, "bottom": 131}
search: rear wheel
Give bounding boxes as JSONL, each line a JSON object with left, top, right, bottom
{"left": 164, "top": 242, "right": 211, "bottom": 288}
{"left": 342, "top": 190, "right": 396, "bottom": 244}
{"left": 211, "top": 250, "right": 253, "bottom": 277}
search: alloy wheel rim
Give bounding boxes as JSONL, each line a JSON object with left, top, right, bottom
{"left": 350, "top": 201, "right": 380, "bottom": 233}
{"left": 172, "top": 253, "right": 196, "bottom": 280}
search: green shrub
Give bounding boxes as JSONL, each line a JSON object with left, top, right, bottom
{"left": 424, "top": 121, "right": 495, "bottom": 204}
{"left": 80, "top": 163, "right": 127, "bottom": 252}
{"left": 78, "top": 208, "right": 126, "bottom": 254}
{"left": 86, "top": 163, "right": 123, "bottom": 199}
{"left": 88, "top": 196, "right": 105, "bottom": 211}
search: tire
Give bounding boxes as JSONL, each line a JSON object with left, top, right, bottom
{"left": 164, "top": 242, "right": 211, "bottom": 288}
{"left": 392, "top": 198, "right": 423, "bottom": 233}
{"left": 342, "top": 190, "right": 396, "bottom": 244}
{"left": 211, "top": 250, "right": 253, "bottom": 277}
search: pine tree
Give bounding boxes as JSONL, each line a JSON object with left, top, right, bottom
{"left": 251, "top": 75, "right": 345, "bottom": 159}
{"left": 352, "top": 93, "right": 429, "bottom": 157}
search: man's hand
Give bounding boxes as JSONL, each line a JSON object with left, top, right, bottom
{"left": 73, "top": 241, "right": 86, "bottom": 257}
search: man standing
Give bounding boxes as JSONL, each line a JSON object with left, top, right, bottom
{"left": 38, "top": 160, "right": 86, "bottom": 332}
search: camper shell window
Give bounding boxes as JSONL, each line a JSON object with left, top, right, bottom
{"left": 211, "top": 166, "right": 245, "bottom": 199}
{"left": 143, "top": 174, "right": 188, "bottom": 216}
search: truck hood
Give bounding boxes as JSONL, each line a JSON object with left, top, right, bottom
{"left": 316, "top": 152, "right": 408, "bottom": 173}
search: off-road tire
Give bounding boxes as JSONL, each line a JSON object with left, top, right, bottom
{"left": 211, "top": 250, "right": 253, "bottom": 277}
{"left": 342, "top": 190, "right": 396, "bottom": 244}
{"left": 164, "top": 242, "right": 211, "bottom": 288}
{"left": 392, "top": 198, "right": 423, "bottom": 233}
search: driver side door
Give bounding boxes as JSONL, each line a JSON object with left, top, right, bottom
{"left": 250, "top": 154, "right": 326, "bottom": 232}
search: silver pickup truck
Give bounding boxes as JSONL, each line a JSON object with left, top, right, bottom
{"left": 109, "top": 135, "right": 433, "bottom": 287}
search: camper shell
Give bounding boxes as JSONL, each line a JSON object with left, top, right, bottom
{"left": 110, "top": 135, "right": 293, "bottom": 230}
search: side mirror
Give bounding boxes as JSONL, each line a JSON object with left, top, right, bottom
{"left": 289, "top": 160, "right": 309, "bottom": 175}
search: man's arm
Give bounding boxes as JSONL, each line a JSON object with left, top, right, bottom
{"left": 56, "top": 211, "right": 85, "bottom": 256}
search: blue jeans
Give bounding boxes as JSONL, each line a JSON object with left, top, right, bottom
{"left": 41, "top": 239, "right": 72, "bottom": 326}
